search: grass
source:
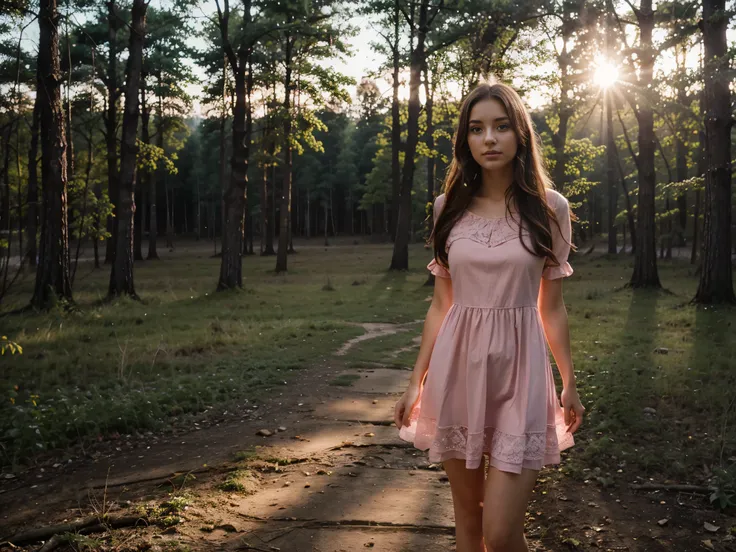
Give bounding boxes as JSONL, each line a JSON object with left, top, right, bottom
{"left": 1, "top": 239, "right": 735, "bottom": 500}
{"left": 341, "top": 325, "right": 423, "bottom": 368}
{"left": 0, "top": 242, "right": 433, "bottom": 468}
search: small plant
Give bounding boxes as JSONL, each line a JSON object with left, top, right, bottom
{"left": 218, "top": 469, "right": 258, "bottom": 494}
{"left": 62, "top": 533, "right": 104, "bottom": 551}
{"left": 234, "top": 449, "right": 259, "bottom": 462}
{"left": 161, "top": 495, "right": 191, "bottom": 514}
{"left": 1, "top": 336, "right": 22, "bottom": 355}
{"left": 710, "top": 463, "right": 736, "bottom": 510}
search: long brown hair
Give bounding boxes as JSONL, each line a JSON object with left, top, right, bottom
{"left": 432, "top": 81, "right": 573, "bottom": 269}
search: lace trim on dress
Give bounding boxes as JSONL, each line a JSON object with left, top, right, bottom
{"left": 447, "top": 211, "right": 530, "bottom": 250}
{"left": 431, "top": 424, "right": 553, "bottom": 465}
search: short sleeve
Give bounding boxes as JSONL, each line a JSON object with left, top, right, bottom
{"left": 542, "top": 192, "right": 574, "bottom": 280}
{"left": 428, "top": 194, "right": 451, "bottom": 279}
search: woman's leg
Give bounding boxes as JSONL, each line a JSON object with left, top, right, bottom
{"left": 443, "top": 458, "right": 486, "bottom": 552}
{"left": 482, "top": 465, "right": 539, "bottom": 552}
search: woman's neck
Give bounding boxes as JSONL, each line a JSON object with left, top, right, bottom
{"left": 477, "top": 165, "right": 514, "bottom": 201}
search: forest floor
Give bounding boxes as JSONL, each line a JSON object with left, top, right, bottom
{"left": 1, "top": 239, "right": 735, "bottom": 551}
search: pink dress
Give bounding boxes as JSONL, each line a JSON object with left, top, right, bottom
{"left": 399, "top": 187, "right": 575, "bottom": 474}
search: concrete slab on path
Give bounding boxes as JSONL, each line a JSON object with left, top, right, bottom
{"left": 334, "top": 367, "right": 412, "bottom": 395}
{"left": 236, "top": 526, "right": 456, "bottom": 552}
{"left": 254, "top": 419, "right": 406, "bottom": 459}
{"left": 312, "top": 396, "right": 396, "bottom": 424}
{"left": 234, "top": 465, "right": 455, "bottom": 528}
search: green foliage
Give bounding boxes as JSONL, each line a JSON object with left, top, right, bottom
{"left": 68, "top": 178, "right": 113, "bottom": 244}
{"left": 137, "top": 140, "right": 179, "bottom": 175}
{"left": 710, "top": 463, "right": 736, "bottom": 510}
{"left": 1, "top": 336, "right": 22, "bottom": 356}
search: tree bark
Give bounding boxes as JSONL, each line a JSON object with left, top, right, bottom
{"left": 105, "top": 0, "right": 119, "bottom": 265}
{"left": 31, "top": 0, "right": 73, "bottom": 309}
{"left": 694, "top": 0, "right": 734, "bottom": 303}
{"left": 217, "top": 49, "right": 249, "bottom": 289}
{"left": 630, "top": 0, "right": 661, "bottom": 288}
{"left": 217, "top": 0, "right": 253, "bottom": 288}
{"left": 606, "top": 93, "right": 617, "bottom": 254}
{"left": 25, "top": 94, "right": 40, "bottom": 268}
{"left": 108, "top": 0, "right": 146, "bottom": 298}
{"left": 390, "top": 0, "right": 428, "bottom": 270}
{"left": 551, "top": 17, "right": 573, "bottom": 192}
{"left": 674, "top": 59, "right": 689, "bottom": 246}
{"left": 135, "top": 71, "right": 150, "bottom": 261}
{"left": 275, "top": 32, "right": 293, "bottom": 273}
{"left": 389, "top": 0, "right": 401, "bottom": 240}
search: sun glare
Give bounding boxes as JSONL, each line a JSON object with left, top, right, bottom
{"left": 593, "top": 60, "right": 620, "bottom": 89}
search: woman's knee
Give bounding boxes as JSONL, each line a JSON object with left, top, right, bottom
{"left": 443, "top": 459, "right": 485, "bottom": 528}
{"left": 483, "top": 521, "right": 520, "bottom": 551}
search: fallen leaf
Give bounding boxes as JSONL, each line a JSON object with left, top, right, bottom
{"left": 704, "top": 522, "right": 719, "bottom": 533}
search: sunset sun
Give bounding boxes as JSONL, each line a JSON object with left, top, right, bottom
{"left": 593, "top": 60, "right": 620, "bottom": 89}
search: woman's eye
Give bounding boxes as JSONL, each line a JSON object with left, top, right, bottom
{"left": 470, "top": 127, "right": 482, "bottom": 133}
{"left": 498, "top": 124, "right": 510, "bottom": 131}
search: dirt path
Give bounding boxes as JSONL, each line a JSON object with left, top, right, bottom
{"left": 1, "top": 324, "right": 733, "bottom": 551}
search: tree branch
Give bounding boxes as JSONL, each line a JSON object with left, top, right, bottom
{"left": 622, "top": 0, "right": 640, "bottom": 18}
{"left": 427, "top": 0, "right": 444, "bottom": 27}
{"left": 214, "top": 0, "right": 238, "bottom": 71}
{"left": 398, "top": 3, "right": 413, "bottom": 29}
{"left": 616, "top": 105, "right": 641, "bottom": 173}
{"left": 654, "top": 130, "right": 673, "bottom": 182}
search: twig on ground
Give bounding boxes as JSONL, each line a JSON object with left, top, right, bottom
{"left": 629, "top": 483, "right": 711, "bottom": 493}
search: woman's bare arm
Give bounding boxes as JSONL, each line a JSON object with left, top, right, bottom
{"left": 537, "top": 277, "right": 575, "bottom": 388}
{"left": 406, "top": 275, "right": 454, "bottom": 390}
{"left": 538, "top": 276, "right": 584, "bottom": 433}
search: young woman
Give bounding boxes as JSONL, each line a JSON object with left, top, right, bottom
{"left": 394, "top": 81, "right": 585, "bottom": 552}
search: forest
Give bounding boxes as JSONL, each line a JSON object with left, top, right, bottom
{"left": 0, "top": 1, "right": 734, "bottom": 551}
{"left": 0, "top": 0, "right": 732, "bottom": 306}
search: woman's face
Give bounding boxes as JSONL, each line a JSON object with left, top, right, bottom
{"left": 466, "top": 97, "right": 519, "bottom": 172}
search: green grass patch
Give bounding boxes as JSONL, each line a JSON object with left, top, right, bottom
{"left": 0, "top": 244, "right": 435, "bottom": 467}
{"left": 340, "top": 325, "right": 423, "bottom": 367}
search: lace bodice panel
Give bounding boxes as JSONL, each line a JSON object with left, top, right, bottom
{"left": 446, "top": 211, "right": 530, "bottom": 250}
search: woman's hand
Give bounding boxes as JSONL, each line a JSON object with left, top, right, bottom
{"left": 394, "top": 383, "right": 421, "bottom": 429}
{"left": 561, "top": 385, "right": 585, "bottom": 434}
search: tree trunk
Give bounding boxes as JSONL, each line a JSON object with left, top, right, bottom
{"left": 423, "top": 61, "right": 435, "bottom": 235}
{"left": 262, "top": 130, "right": 276, "bottom": 256}
{"left": 630, "top": 0, "right": 661, "bottom": 288}
{"left": 217, "top": 43, "right": 250, "bottom": 289}
{"left": 275, "top": 33, "right": 293, "bottom": 273}
{"left": 674, "top": 65, "right": 689, "bottom": 247}
{"left": 695, "top": 0, "right": 734, "bottom": 303}
{"left": 25, "top": 94, "right": 40, "bottom": 268}
{"left": 606, "top": 93, "right": 617, "bottom": 254}
{"left": 108, "top": 0, "right": 145, "bottom": 298}
{"left": 105, "top": 0, "right": 118, "bottom": 265}
{"left": 133, "top": 168, "right": 143, "bottom": 261}
{"left": 135, "top": 72, "right": 150, "bottom": 261}
{"left": 148, "top": 74, "right": 164, "bottom": 260}
{"left": 552, "top": 19, "right": 573, "bottom": 192}
{"left": 31, "top": 0, "right": 73, "bottom": 309}
{"left": 390, "top": 1, "right": 428, "bottom": 270}
{"left": 389, "top": 0, "right": 401, "bottom": 240}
